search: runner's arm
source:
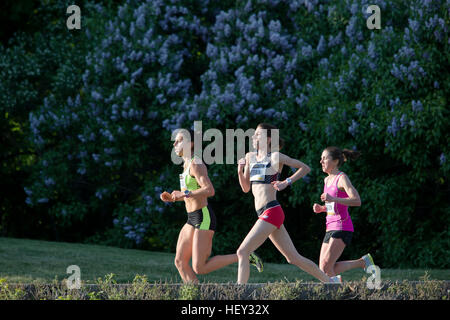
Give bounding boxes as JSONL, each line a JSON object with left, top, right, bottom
{"left": 334, "top": 174, "right": 361, "bottom": 207}
{"left": 237, "top": 153, "right": 251, "bottom": 193}
{"left": 189, "top": 161, "right": 215, "bottom": 198}
{"left": 277, "top": 152, "right": 311, "bottom": 185}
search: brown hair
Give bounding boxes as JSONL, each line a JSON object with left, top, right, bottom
{"left": 325, "top": 146, "right": 360, "bottom": 167}
{"left": 257, "top": 123, "right": 285, "bottom": 151}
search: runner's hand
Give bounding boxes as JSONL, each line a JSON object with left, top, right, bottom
{"left": 171, "top": 190, "right": 185, "bottom": 201}
{"left": 320, "top": 192, "right": 335, "bottom": 202}
{"left": 271, "top": 180, "right": 288, "bottom": 191}
{"left": 237, "top": 158, "right": 246, "bottom": 172}
{"left": 160, "top": 191, "right": 173, "bottom": 202}
{"left": 313, "top": 203, "right": 324, "bottom": 213}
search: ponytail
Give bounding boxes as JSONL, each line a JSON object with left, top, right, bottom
{"left": 326, "top": 146, "right": 360, "bottom": 167}
{"left": 342, "top": 148, "right": 361, "bottom": 162}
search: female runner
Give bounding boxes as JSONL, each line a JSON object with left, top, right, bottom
{"left": 236, "top": 123, "right": 340, "bottom": 284}
{"left": 160, "top": 129, "right": 263, "bottom": 283}
{"left": 313, "top": 146, "right": 374, "bottom": 278}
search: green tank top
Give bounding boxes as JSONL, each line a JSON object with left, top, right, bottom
{"left": 179, "top": 157, "right": 200, "bottom": 192}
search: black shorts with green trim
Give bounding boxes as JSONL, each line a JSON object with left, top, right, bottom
{"left": 187, "top": 204, "right": 217, "bottom": 231}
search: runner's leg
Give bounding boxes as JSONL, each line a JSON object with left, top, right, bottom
{"left": 236, "top": 219, "right": 276, "bottom": 284}
{"left": 174, "top": 224, "right": 197, "bottom": 283}
{"left": 319, "top": 237, "right": 346, "bottom": 277}
{"left": 191, "top": 229, "right": 238, "bottom": 275}
{"left": 269, "top": 225, "right": 331, "bottom": 283}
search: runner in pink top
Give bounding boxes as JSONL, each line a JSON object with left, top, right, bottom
{"left": 313, "top": 146, "right": 375, "bottom": 278}
{"left": 323, "top": 171, "right": 354, "bottom": 232}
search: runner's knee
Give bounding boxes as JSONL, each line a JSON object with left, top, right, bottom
{"left": 236, "top": 246, "right": 250, "bottom": 260}
{"left": 192, "top": 261, "right": 207, "bottom": 275}
{"left": 174, "top": 257, "right": 188, "bottom": 271}
{"left": 321, "top": 259, "right": 334, "bottom": 275}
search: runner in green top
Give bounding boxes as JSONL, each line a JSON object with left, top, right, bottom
{"left": 160, "top": 129, "right": 263, "bottom": 283}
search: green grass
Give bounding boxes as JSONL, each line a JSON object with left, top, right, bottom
{"left": 1, "top": 237, "right": 449, "bottom": 284}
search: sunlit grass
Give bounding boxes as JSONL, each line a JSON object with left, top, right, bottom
{"left": 1, "top": 237, "right": 449, "bottom": 284}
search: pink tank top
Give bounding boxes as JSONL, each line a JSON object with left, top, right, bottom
{"left": 323, "top": 171, "right": 354, "bottom": 232}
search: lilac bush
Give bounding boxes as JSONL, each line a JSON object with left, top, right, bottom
{"left": 4, "top": 0, "right": 446, "bottom": 267}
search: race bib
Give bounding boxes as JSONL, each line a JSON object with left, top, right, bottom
{"left": 325, "top": 201, "right": 336, "bottom": 215}
{"left": 179, "top": 174, "right": 187, "bottom": 191}
{"left": 250, "top": 163, "right": 267, "bottom": 182}
{"left": 250, "top": 162, "right": 277, "bottom": 182}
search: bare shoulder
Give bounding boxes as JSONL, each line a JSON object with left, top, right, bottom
{"left": 270, "top": 151, "right": 282, "bottom": 158}
{"left": 246, "top": 151, "right": 257, "bottom": 161}
{"left": 338, "top": 172, "right": 353, "bottom": 188}
{"left": 190, "top": 158, "right": 206, "bottom": 174}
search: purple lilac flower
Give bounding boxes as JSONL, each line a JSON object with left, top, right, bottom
{"left": 91, "top": 90, "right": 102, "bottom": 101}
{"left": 44, "top": 177, "right": 55, "bottom": 186}
{"left": 376, "top": 94, "right": 381, "bottom": 106}
{"left": 396, "top": 46, "right": 415, "bottom": 60}
{"left": 317, "top": 35, "right": 326, "bottom": 55}
{"left": 295, "top": 94, "right": 308, "bottom": 107}
{"left": 368, "top": 41, "right": 377, "bottom": 59}
{"left": 328, "top": 32, "right": 342, "bottom": 47}
{"left": 261, "top": 67, "right": 273, "bottom": 79}
{"left": 136, "top": 14, "right": 145, "bottom": 29}
{"left": 131, "top": 67, "right": 143, "bottom": 80}
{"left": 350, "top": 3, "right": 358, "bottom": 15}
{"left": 408, "top": 19, "right": 420, "bottom": 33}
{"left": 298, "top": 122, "right": 308, "bottom": 131}
{"left": 355, "top": 102, "right": 363, "bottom": 115}
{"left": 207, "top": 104, "right": 219, "bottom": 120}
{"left": 304, "top": 0, "right": 316, "bottom": 12}
{"left": 348, "top": 119, "right": 358, "bottom": 137}
{"left": 263, "top": 108, "right": 276, "bottom": 118}
{"left": 400, "top": 114, "right": 408, "bottom": 128}
{"left": 206, "top": 43, "right": 218, "bottom": 58}
{"left": 345, "top": 17, "right": 358, "bottom": 41}
{"left": 272, "top": 55, "right": 285, "bottom": 70}
{"left": 387, "top": 117, "right": 399, "bottom": 136}
{"left": 390, "top": 64, "right": 403, "bottom": 80}
{"left": 301, "top": 45, "right": 313, "bottom": 59}
{"left": 440, "top": 153, "right": 446, "bottom": 165}
{"left": 412, "top": 100, "right": 423, "bottom": 112}
{"left": 319, "top": 58, "right": 328, "bottom": 70}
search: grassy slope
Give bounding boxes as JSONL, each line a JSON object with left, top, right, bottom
{"left": 1, "top": 237, "right": 448, "bottom": 284}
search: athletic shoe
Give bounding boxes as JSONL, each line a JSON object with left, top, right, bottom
{"left": 362, "top": 253, "right": 375, "bottom": 272}
{"left": 249, "top": 252, "right": 264, "bottom": 273}
{"left": 328, "top": 275, "right": 342, "bottom": 284}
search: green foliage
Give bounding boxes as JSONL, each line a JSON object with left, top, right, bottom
{"left": 178, "top": 283, "right": 200, "bottom": 300}
{"left": 2, "top": 277, "right": 450, "bottom": 300}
